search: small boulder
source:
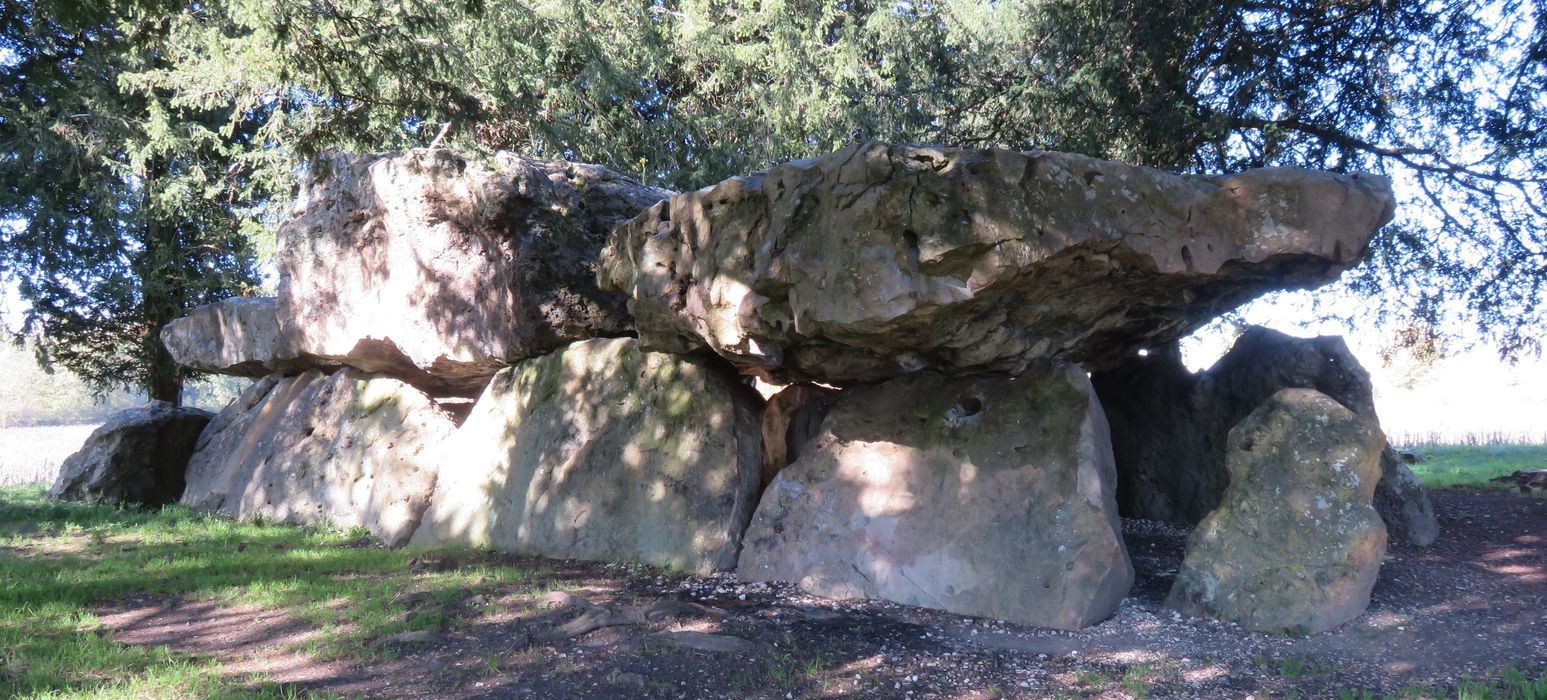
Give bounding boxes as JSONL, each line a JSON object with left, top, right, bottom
{"left": 410, "top": 338, "right": 763, "bottom": 575}
{"left": 1165, "top": 388, "right": 1387, "bottom": 635}
{"left": 47, "top": 402, "right": 212, "bottom": 507}
{"left": 182, "top": 369, "right": 454, "bottom": 545}
{"left": 737, "top": 366, "right": 1133, "bottom": 631}
{"left": 277, "top": 149, "right": 672, "bottom": 396}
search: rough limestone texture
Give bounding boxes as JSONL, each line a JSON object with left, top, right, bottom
{"left": 182, "top": 369, "right": 454, "bottom": 545}
{"left": 1166, "top": 388, "right": 1387, "bottom": 634}
{"left": 600, "top": 142, "right": 1394, "bottom": 383}
{"left": 1092, "top": 326, "right": 1439, "bottom": 546}
{"left": 738, "top": 366, "right": 1133, "bottom": 630}
{"left": 759, "top": 383, "right": 840, "bottom": 491}
{"left": 160, "top": 297, "right": 318, "bottom": 377}
{"left": 410, "top": 338, "right": 763, "bottom": 575}
{"left": 277, "top": 149, "right": 673, "bottom": 396}
{"left": 47, "top": 402, "right": 212, "bottom": 507}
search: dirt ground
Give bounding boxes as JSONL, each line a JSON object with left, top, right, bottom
{"left": 97, "top": 489, "right": 1547, "bottom": 699}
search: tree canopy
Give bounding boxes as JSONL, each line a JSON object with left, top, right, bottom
{"left": 4, "top": 0, "right": 1544, "bottom": 394}
{"left": 0, "top": 0, "right": 261, "bottom": 402}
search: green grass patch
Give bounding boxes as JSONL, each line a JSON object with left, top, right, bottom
{"left": 1401, "top": 444, "right": 1547, "bottom": 490}
{"left": 0, "top": 485, "right": 539, "bottom": 699}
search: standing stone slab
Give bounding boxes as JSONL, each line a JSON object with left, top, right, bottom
{"left": 278, "top": 149, "right": 672, "bottom": 396}
{"left": 1093, "top": 326, "right": 1438, "bottom": 546}
{"left": 182, "top": 369, "right": 454, "bottom": 545}
{"left": 47, "top": 402, "right": 212, "bottom": 507}
{"left": 1166, "top": 388, "right": 1387, "bottom": 635}
{"left": 737, "top": 367, "right": 1133, "bottom": 631}
{"left": 410, "top": 338, "right": 763, "bottom": 575}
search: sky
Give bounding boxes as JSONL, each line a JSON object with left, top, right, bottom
{"left": 1181, "top": 289, "right": 1547, "bottom": 446}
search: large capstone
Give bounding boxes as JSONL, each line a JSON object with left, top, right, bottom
{"left": 1166, "top": 388, "right": 1387, "bottom": 635}
{"left": 277, "top": 149, "right": 672, "bottom": 396}
{"left": 1092, "top": 326, "right": 1439, "bottom": 546}
{"left": 410, "top": 338, "right": 763, "bottom": 575}
{"left": 160, "top": 297, "right": 318, "bottom": 377}
{"left": 47, "top": 402, "right": 212, "bottom": 507}
{"left": 182, "top": 369, "right": 455, "bottom": 545}
{"left": 600, "top": 142, "right": 1393, "bottom": 384}
{"left": 737, "top": 366, "right": 1133, "bottom": 630}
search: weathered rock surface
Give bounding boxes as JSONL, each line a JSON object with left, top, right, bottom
{"left": 47, "top": 402, "right": 212, "bottom": 507}
{"left": 1166, "top": 388, "right": 1387, "bottom": 634}
{"left": 737, "top": 366, "right": 1133, "bottom": 630}
{"left": 759, "top": 383, "right": 839, "bottom": 491}
{"left": 182, "top": 369, "right": 454, "bottom": 545}
{"left": 160, "top": 297, "right": 318, "bottom": 377}
{"left": 600, "top": 142, "right": 1394, "bottom": 383}
{"left": 410, "top": 338, "right": 763, "bottom": 575}
{"left": 1092, "top": 326, "right": 1439, "bottom": 546}
{"left": 277, "top": 149, "right": 672, "bottom": 396}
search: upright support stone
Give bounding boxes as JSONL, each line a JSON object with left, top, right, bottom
{"left": 1166, "top": 388, "right": 1387, "bottom": 634}
{"left": 410, "top": 339, "right": 764, "bottom": 575}
{"left": 182, "top": 369, "right": 454, "bottom": 545}
{"left": 737, "top": 366, "right": 1133, "bottom": 631}
{"left": 1093, "top": 327, "right": 1439, "bottom": 546}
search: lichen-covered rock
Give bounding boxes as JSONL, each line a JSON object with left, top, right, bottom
{"left": 1092, "top": 326, "right": 1439, "bottom": 546}
{"left": 47, "top": 402, "right": 212, "bottom": 507}
{"left": 600, "top": 142, "right": 1393, "bottom": 383}
{"left": 182, "top": 369, "right": 454, "bottom": 545}
{"left": 759, "top": 383, "right": 839, "bottom": 491}
{"left": 737, "top": 366, "right": 1133, "bottom": 630}
{"left": 160, "top": 297, "right": 318, "bottom": 377}
{"left": 410, "top": 338, "right": 763, "bottom": 575}
{"left": 1166, "top": 388, "right": 1387, "bottom": 634}
{"left": 277, "top": 149, "right": 672, "bottom": 396}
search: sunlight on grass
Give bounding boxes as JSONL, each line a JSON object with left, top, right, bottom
{"left": 1402, "top": 444, "right": 1547, "bottom": 490}
{"left": 0, "top": 484, "right": 537, "bottom": 698}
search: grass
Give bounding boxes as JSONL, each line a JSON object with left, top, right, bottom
{"left": 1402, "top": 444, "right": 1547, "bottom": 490}
{"left": 0, "top": 424, "right": 98, "bottom": 487}
{"left": 0, "top": 484, "right": 538, "bottom": 699}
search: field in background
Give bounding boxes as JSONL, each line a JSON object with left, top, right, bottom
{"left": 1401, "top": 443, "right": 1547, "bottom": 490}
{"left": 0, "top": 424, "right": 98, "bottom": 487}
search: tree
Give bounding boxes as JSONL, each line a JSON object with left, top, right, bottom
{"left": 138, "top": 0, "right": 1547, "bottom": 356}
{"left": 0, "top": 0, "right": 262, "bottom": 403}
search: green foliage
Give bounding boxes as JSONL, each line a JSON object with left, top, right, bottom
{"left": 6, "top": 0, "right": 1547, "bottom": 375}
{"left": 0, "top": 484, "right": 536, "bottom": 698}
{"left": 133, "top": 0, "right": 1547, "bottom": 357}
{"left": 0, "top": 0, "right": 263, "bottom": 402}
{"left": 1404, "top": 444, "right": 1547, "bottom": 490}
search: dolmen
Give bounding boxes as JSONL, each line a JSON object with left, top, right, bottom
{"left": 57, "top": 141, "right": 1437, "bottom": 634}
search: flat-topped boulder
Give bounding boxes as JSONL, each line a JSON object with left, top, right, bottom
{"left": 600, "top": 142, "right": 1393, "bottom": 383}
{"left": 276, "top": 149, "right": 672, "bottom": 396}
{"left": 738, "top": 366, "right": 1133, "bottom": 630}
{"left": 160, "top": 297, "right": 316, "bottom": 377}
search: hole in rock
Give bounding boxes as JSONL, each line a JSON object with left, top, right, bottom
{"left": 956, "top": 396, "right": 984, "bottom": 417}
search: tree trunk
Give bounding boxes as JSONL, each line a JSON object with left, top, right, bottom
{"left": 138, "top": 156, "right": 185, "bottom": 407}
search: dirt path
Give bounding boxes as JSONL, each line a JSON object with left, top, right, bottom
{"left": 97, "top": 489, "right": 1547, "bottom": 698}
